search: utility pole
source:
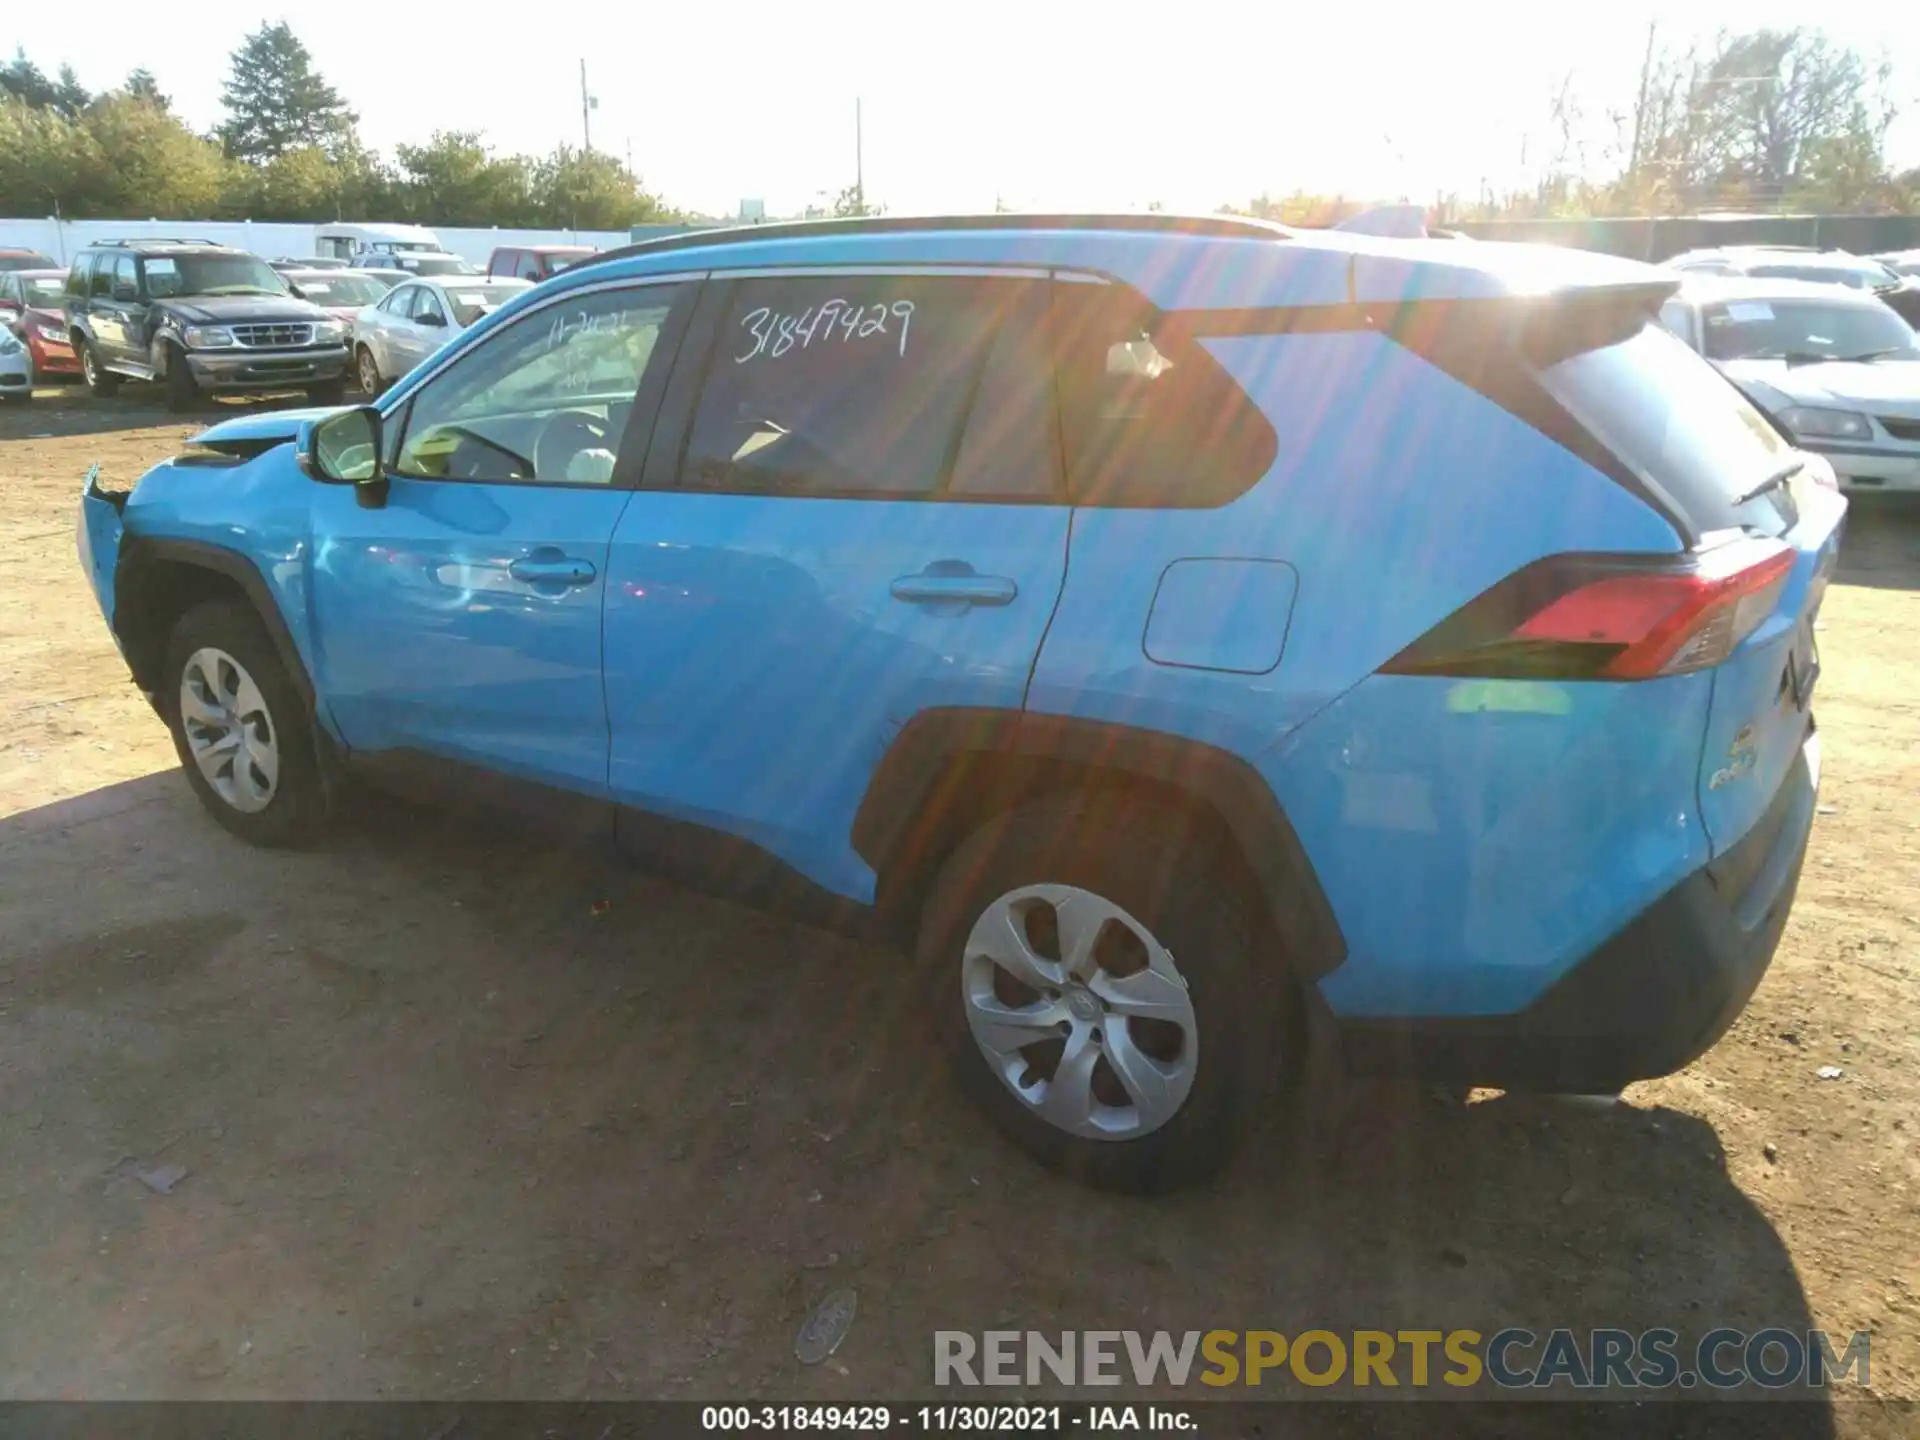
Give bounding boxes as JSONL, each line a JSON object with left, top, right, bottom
{"left": 1630, "top": 20, "right": 1657, "bottom": 175}
{"left": 580, "top": 60, "right": 596, "bottom": 154}
{"left": 855, "top": 98, "right": 864, "bottom": 214}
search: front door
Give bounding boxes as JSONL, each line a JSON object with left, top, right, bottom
{"left": 310, "top": 276, "right": 696, "bottom": 810}
{"left": 603, "top": 271, "right": 1071, "bottom": 902}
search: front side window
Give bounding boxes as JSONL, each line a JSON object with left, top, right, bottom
{"left": 1699, "top": 298, "right": 1920, "bottom": 363}
{"left": 393, "top": 282, "right": 683, "bottom": 485}
{"left": 409, "top": 288, "right": 448, "bottom": 325}
{"left": 379, "top": 284, "right": 414, "bottom": 315}
{"left": 1656, "top": 300, "right": 1695, "bottom": 347}
{"left": 87, "top": 256, "right": 112, "bottom": 298}
{"left": 679, "top": 275, "right": 1034, "bottom": 498}
{"left": 112, "top": 254, "right": 139, "bottom": 296}
{"left": 67, "top": 256, "right": 94, "bottom": 297}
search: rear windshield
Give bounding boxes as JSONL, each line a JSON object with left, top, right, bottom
{"left": 1700, "top": 298, "right": 1919, "bottom": 363}
{"left": 1747, "top": 262, "right": 1891, "bottom": 291}
{"left": 442, "top": 284, "right": 524, "bottom": 325}
{"left": 1537, "top": 320, "right": 1795, "bottom": 533}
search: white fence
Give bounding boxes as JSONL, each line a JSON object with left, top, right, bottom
{"left": 0, "top": 218, "right": 633, "bottom": 266}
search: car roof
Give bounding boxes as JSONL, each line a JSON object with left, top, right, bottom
{"left": 320, "top": 222, "right": 438, "bottom": 240}
{"left": 1672, "top": 275, "right": 1883, "bottom": 306}
{"left": 1677, "top": 247, "right": 1885, "bottom": 272}
{"left": 498, "top": 244, "right": 595, "bottom": 255}
{"left": 81, "top": 240, "right": 245, "bottom": 257}
{"left": 0, "top": 247, "right": 53, "bottom": 255}
{"left": 15, "top": 268, "right": 66, "bottom": 279}
{"left": 552, "top": 212, "right": 1670, "bottom": 312}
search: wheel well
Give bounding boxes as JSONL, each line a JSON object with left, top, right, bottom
{"left": 115, "top": 560, "right": 254, "bottom": 696}
{"left": 873, "top": 752, "right": 1266, "bottom": 958}
{"left": 856, "top": 709, "right": 1347, "bottom": 978}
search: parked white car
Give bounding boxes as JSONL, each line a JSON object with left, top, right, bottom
{"left": 1658, "top": 276, "right": 1920, "bottom": 493}
{"left": 0, "top": 323, "right": 31, "bottom": 402}
{"left": 352, "top": 277, "right": 531, "bottom": 392}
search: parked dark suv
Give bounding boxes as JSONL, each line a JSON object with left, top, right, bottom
{"left": 63, "top": 240, "right": 351, "bottom": 410}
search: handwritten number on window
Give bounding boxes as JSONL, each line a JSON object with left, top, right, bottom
{"left": 734, "top": 298, "right": 915, "bottom": 364}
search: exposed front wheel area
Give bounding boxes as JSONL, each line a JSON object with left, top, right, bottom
{"left": 163, "top": 600, "right": 329, "bottom": 847}
{"left": 963, "top": 884, "right": 1198, "bottom": 1141}
{"left": 179, "top": 647, "right": 280, "bottom": 813}
{"left": 922, "top": 796, "right": 1280, "bottom": 1193}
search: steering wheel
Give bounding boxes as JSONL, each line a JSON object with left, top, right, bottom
{"left": 535, "top": 410, "right": 614, "bottom": 481}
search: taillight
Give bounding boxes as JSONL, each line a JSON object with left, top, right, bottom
{"left": 1383, "top": 538, "right": 1795, "bottom": 681}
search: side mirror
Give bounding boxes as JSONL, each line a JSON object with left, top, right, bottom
{"left": 298, "top": 406, "right": 389, "bottom": 508}
{"left": 417, "top": 311, "right": 446, "bottom": 328}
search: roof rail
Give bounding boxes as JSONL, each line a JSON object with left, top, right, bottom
{"left": 582, "top": 212, "right": 1293, "bottom": 269}
{"left": 86, "top": 237, "right": 223, "bottom": 249}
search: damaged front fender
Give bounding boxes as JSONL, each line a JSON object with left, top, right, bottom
{"left": 76, "top": 462, "right": 128, "bottom": 641}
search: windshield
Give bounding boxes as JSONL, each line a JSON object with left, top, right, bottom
{"left": 145, "top": 254, "right": 288, "bottom": 299}
{"left": 1700, "top": 298, "right": 1920, "bottom": 362}
{"left": 443, "top": 284, "right": 525, "bottom": 326}
{"left": 22, "top": 274, "right": 65, "bottom": 302}
{"left": 289, "top": 275, "right": 391, "bottom": 306}
{"left": 1539, "top": 319, "right": 1794, "bottom": 533}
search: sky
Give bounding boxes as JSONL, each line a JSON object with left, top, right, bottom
{"left": 11, "top": 2, "right": 1920, "bottom": 219}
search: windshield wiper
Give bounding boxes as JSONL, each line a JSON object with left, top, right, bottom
{"left": 1836, "top": 347, "right": 1906, "bottom": 363}
{"left": 1780, "top": 351, "right": 1839, "bottom": 367}
{"left": 1732, "top": 459, "right": 1806, "bottom": 508}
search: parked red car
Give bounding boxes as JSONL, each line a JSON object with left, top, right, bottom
{"left": 0, "top": 269, "right": 77, "bottom": 379}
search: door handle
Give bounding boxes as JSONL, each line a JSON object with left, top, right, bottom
{"left": 890, "top": 563, "right": 1018, "bottom": 607}
{"left": 509, "top": 551, "right": 597, "bottom": 587}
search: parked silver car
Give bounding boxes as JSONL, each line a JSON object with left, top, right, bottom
{"left": 1658, "top": 276, "right": 1920, "bottom": 494}
{"left": 352, "top": 276, "right": 530, "bottom": 392}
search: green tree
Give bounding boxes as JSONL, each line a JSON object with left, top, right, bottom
{"left": 529, "top": 145, "right": 672, "bottom": 229}
{"left": 217, "top": 22, "right": 357, "bottom": 163}
{"left": 0, "top": 48, "right": 59, "bottom": 110}
{"left": 81, "top": 94, "right": 230, "bottom": 216}
{"left": 391, "top": 130, "right": 532, "bottom": 226}
{"left": 831, "top": 183, "right": 880, "bottom": 217}
{"left": 51, "top": 64, "right": 89, "bottom": 120}
{"left": 124, "top": 68, "right": 170, "bottom": 112}
{"left": 0, "top": 99, "right": 100, "bottom": 214}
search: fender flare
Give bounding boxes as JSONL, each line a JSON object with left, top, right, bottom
{"left": 851, "top": 707, "right": 1347, "bottom": 979}
{"left": 115, "top": 536, "right": 316, "bottom": 713}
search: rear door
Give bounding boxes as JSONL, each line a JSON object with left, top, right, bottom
{"left": 601, "top": 269, "right": 1071, "bottom": 901}
{"left": 1539, "top": 321, "right": 1843, "bottom": 856}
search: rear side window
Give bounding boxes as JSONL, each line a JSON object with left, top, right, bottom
{"left": 1537, "top": 320, "right": 1794, "bottom": 533}
{"left": 678, "top": 275, "right": 1035, "bottom": 498}
{"left": 1049, "top": 284, "right": 1277, "bottom": 507}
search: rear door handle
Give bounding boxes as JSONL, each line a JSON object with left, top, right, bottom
{"left": 509, "top": 550, "right": 597, "bottom": 587}
{"left": 890, "top": 565, "right": 1018, "bottom": 607}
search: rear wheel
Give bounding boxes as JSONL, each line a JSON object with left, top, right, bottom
{"left": 162, "top": 601, "right": 328, "bottom": 847}
{"left": 79, "top": 338, "right": 119, "bottom": 396}
{"left": 355, "top": 345, "right": 381, "bottom": 395}
{"left": 918, "top": 794, "right": 1281, "bottom": 1192}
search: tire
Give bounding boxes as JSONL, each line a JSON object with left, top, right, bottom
{"left": 917, "top": 793, "right": 1282, "bottom": 1193}
{"left": 161, "top": 600, "right": 329, "bottom": 848}
{"left": 307, "top": 378, "right": 347, "bottom": 406}
{"left": 163, "top": 346, "right": 200, "bottom": 412}
{"left": 79, "top": 337, "right": 120, "bottom": 396}
{"left": 355, "top": 345, "right": 381, "bottom": 395}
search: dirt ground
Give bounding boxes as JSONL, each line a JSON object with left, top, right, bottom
{"left": 1, "top": 385, "right": 1916, "bottom": 1432}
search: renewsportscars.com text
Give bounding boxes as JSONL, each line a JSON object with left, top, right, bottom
{"left": 933, "top": 1328, "right": 1870, "bottom": 1390}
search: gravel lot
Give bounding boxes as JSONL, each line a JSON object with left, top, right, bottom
{"left": 2, "top": 387, "right": 1916, "bottom": 1433}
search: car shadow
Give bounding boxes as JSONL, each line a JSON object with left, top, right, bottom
{"left": 1835, "top": 495, "right": 1920, "bottom": 592}
{"left": 0, "top": 776, "right": 1837, "bottom": 1429}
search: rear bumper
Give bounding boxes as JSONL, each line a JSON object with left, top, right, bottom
{"left": 185, "top": 345, "right": 350, "bottom": 391}
{"left": 1341, "top": 728, "right": 1819, "bottom": 1091}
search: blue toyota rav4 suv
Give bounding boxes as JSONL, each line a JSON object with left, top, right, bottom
{"left": 77, "top": 214, "right": 1840, "bottom": 1192}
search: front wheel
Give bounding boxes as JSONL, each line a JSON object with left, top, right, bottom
{"left": 918, "top": 795, "right": 1280, "bottom": 1193}
{"left": 355, "top": 346, "right": 381, "bottom": 395}
{"left": 164, "top": 347, "right": 200, "bottom": 412}
{"left": 162, "top": 601, "right": 329, "bottom": 847}
{"left": 79, "top": 338, "right": 120, "bottom": 396}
